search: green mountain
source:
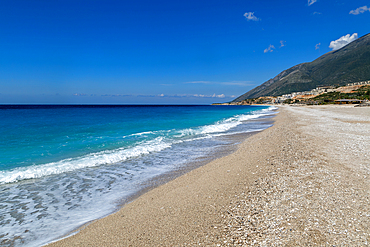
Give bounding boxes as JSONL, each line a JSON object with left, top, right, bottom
{"left": 233, "top": 33, "right": 370, "bottom": 102}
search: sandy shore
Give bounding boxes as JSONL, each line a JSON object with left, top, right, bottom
{"left": 48, "top": 105, "right": 370, "bottom": 246}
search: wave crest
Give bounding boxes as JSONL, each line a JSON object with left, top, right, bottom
{"left": 0, "top": 106, "right": 277, "bottom": 184}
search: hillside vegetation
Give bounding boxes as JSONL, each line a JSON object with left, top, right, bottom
{"left": 311, "top": 85, "right": 370, "bottom": 103}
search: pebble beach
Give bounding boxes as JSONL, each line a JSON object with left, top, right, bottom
{"left": 48, "top": 105, "right": 370, "bottom": 246}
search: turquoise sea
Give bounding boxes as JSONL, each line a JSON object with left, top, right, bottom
{"left": 0, "top": 105, "right": 276, "bottom": 246}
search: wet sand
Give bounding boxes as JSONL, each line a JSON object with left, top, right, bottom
{"left": 48, "top": 105, "right": 370, "bottom": 246}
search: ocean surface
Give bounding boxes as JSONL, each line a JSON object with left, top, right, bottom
{"left": 0, "top": 105, "right": 276, "bottom": 246}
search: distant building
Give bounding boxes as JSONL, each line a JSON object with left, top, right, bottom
{"left": 347, "top": 80, "right": 370, "bottom": 86}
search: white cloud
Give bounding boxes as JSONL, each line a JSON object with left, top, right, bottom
{"left": 349, "top": 6, "right": 370, "bottom": 15}
{"left": 213, "top": 94, "right": 225, "bottom": 98}
{"left": 96, "top": 93, "right": 233, "bottom": 99}
{"left": 221, "top": 81, "right": 252, "bottom": 86}
{"left": 280, "top": 40, "right": 286, "bottom": 48}
{"left": 193, "top": 94, "right": 225, "bottom": 98}
{"left": 329, "top": 33, "right": 358, "bottom": 50}
{"left": 185, "top": 81, "right": 211, "bottom": 84}
{"left": 185, "top": 81, "right": 252, "bottom": 86}
{"left": 244, "top": 12, "right": 259, "bottom": 21}
{"left": 308, "top": 0, "right": 317, "bottom": 6}
{"left": 264, "top": 44, "right": 275, "bottom": 53}
{"left": 315, "top": 43, "right": 321, "bottom": 50}
{"left": 101, "top": 94, "right": 132, "bottom": 97}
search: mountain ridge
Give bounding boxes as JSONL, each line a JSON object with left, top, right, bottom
{"left": 233, "top": 33, "right": 370, "bottom": 102}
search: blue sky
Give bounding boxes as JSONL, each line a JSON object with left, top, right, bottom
{"left": 0, "top": 0, "right": 369, "bottom": 104}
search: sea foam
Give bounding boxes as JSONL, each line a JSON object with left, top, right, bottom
{"left": 0, "top": 105, "right": 277, "bottom": 247}
{"left": 0, "top": 137, "right": 172, "bottom": 184}
{"left": 0, "top": 106, "right": 276, "bottom": 185}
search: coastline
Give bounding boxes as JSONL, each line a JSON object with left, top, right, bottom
{"left": 48, "top": 105, "right": 370, "bottom": 246}
{"left": 45, "top": 129, "right": 265, "bottom": 246}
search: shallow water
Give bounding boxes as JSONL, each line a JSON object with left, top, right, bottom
{"left": 0, "top": 105, "right": 276, "bottom": 246}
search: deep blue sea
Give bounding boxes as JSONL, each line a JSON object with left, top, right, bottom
{"left": 0, "top": 105, "right": 276, "bottom": 246}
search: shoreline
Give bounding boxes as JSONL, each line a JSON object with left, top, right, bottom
{"left": 48, "top": 105, "right": 370, "bottom": 246}
{"left": 46, "top": 130, "right": 260, "bottom": 246}
{"left": 44, "top": 111, "right": 276, "bottom": 246}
